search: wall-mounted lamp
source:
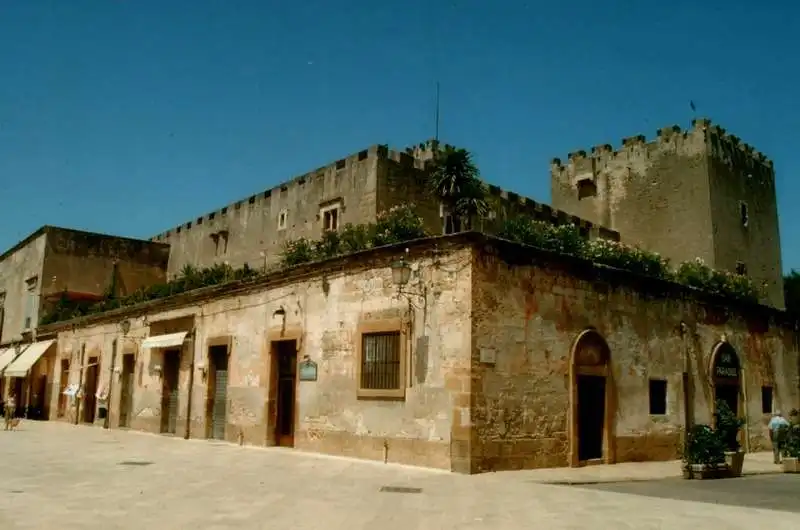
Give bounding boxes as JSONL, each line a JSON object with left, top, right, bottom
{"left": 113, "top": 366, "right": 122, "bottom": 376}
{"left": 196, "top": 360, "right": 208, "bottom": 378}
{"left": 390, "top": 257, "right": 412, "bottom": 287}
{"left": 273, "top": 307, "right": 286, "bottom": 318}
{"left": 119, "top": 319, "right": 131, "bottom": 336}
{"left": 152, "top": 364, "right": 163, "bottom": 375}
{"left": 390, "top": 249, "right": 426, "bottom": 310}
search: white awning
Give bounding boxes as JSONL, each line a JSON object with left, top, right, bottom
{"left": 142, "top": 331, "right": 188, "bottom": 350}
{"left": 0, "top": 347, "right": 17, "bottom": 373}
{"left": 3, "top": 340, "right": 56, "bottom": 378}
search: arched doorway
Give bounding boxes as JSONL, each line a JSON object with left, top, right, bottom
{"left": 711, "top": 342, "right": 741, "bottom": 416}
{"left": 570, "top": 329, "right": 613, "bottom": 465}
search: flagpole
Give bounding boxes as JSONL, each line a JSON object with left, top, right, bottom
{"left": 434, "top": 81, "right": 440, "bottom": 142}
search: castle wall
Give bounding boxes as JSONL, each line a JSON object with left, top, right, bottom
{"left": 551, "top": 119, "right": 783, "bottom": 308}
{"left": 704, "top": 124, "right": 784, "bottom": 308}
{"left": 551, "top": 122, "right": 716, "bottom": 268}
{"left": 153, "top": 146, "right": 385, "bottom": 277}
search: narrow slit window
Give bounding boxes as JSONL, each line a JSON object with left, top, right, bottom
{"left": 648, "top": 379, "right": 667, "bottom": 415}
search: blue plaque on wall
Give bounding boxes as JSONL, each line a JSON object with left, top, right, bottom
{"left": 298, "top": 359, "right": 318, "bottom": 382}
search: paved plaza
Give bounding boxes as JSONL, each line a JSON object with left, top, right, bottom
{"left": 1, "top": 421, "right": 799, "bottom": 530}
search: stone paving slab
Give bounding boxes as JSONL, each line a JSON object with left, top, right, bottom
{"left": 0, "top": 421, "right": 798, "bottom": 529}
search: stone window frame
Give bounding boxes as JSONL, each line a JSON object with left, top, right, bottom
{"left": 355, "top": 318, "right": 407, "bottom": 400}
{"left": 278, "top": 209, "right": 288, "bottom": 231}
{"left": 320, "top": 201, "right": 342, "bottom": 233}
{"left": 24, "top": 276, "right": 38, "bottom": 330}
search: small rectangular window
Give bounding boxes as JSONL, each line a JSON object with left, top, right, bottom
{"left": 323, "top": 208, "right": 339, "bottom": 232}
{"left": 24, "top": 277, "right": 38, "bottom": 330}
{"left": 649, "top": 379, "right": 667, "bottom": 415}
{"left": 278, "top": 210, "right": 288, "bottom": 230}
{"left": 736, "top": 262, "right": 747, "bottom": 276}
{"left": 761, "top": 386, "right": 773, "bottom": 414}
{"left": 361, "top": 332, "right": 401, "bottom": 391}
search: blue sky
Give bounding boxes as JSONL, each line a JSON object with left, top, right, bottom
{"left": 1, "top": 1, "right": 798, "bottom": 270}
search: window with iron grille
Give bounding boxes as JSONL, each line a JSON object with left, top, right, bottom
{"left": 360, "top": 331, "right": 401, "bottom": 392}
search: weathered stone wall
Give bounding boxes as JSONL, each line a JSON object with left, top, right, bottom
{"left": 706, "top": 127, "right": 784, "bottom": 308}
{"left": 0, "top": 228, "right": 169, "bottom": 345}
{"left": 0, "top": 232, "right": 46, "bottom": 344}
{"left": 470, "top": 242, "right": 799, "bottom": 472}
{"left": 152, "top": 146, "right": 385, "bottom": 277}
{"left": 550, "top": 119, "right": 784, "bottom": 308}
{"left": 41, "top": 228, "right": 170, "bottom": 298}
{"left": 48, "top": 243, "right": 473, "bottom": 470}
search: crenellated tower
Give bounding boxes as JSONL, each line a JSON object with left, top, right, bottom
{"left": 551, "top": 118, "right": 784, "bottom": 308}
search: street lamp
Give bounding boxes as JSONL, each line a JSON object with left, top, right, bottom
{"left": 390, "top": 257, "right": 412, "bottom": 287}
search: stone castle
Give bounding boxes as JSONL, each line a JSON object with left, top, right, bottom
{"left": 1, "top": 117, "right": 794, "bottom": 474}
{"left": 151, "top": 118, "right": 784, "bottom": 308}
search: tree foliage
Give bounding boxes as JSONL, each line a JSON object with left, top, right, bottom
{"left": 427, "top": 145, "right": 489, "bottom": 231}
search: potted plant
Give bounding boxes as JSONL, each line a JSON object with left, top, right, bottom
{"left": 682, "top": 424, "right": 729, "bottom": 479}
{"left": 782, "top": 424, "right": 800, "bottom": 473}
{"left": 714, "top": 400, "right": 746, "bottom": 477}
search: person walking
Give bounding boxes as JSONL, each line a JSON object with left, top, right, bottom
{"left": 3, "top": 391, "right": 16, "bottom": 431}
{"left": 768, "top": 411, "right": 791, "bottom": 464}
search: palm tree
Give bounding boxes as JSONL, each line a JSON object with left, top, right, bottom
{"left": 427, "top": 146, "right": 489, "bottom": 232}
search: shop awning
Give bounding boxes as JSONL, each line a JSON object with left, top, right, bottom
{"left": 3, "top": 340, "right": 55, "bottom": 378}
{"left": 142, "top": 331, "right": 188, "bottom": 350}
{"left": 0, "top": 347, "right": 17, "bottom": 373}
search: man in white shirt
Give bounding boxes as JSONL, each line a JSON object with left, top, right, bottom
{"left": 768, "top": 411, "right": 791, "bottom": 464}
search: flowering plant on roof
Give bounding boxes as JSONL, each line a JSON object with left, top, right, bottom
{"left": 583, "top": 238, "right": 670, "bottom": 279}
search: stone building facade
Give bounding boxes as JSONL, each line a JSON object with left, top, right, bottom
{"left": 38, "top": 234, "right": 799, "bottom": 473}
{"left": 0, "top": 226, "right": 170, "bottom": 346}
{"left": 551, "top": 118, "right": 784, "bottom": 309}
{"left": 0, "top": 226, "right": 170, "bottom": 415}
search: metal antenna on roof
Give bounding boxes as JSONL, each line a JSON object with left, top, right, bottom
{"left": 434, "top": 81, "right": 441, "bottom": 142}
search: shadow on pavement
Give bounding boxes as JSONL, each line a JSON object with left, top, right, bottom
{"left": 565, "top": 474, "right": 800, "bottom": 514}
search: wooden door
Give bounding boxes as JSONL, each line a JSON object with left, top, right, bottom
{"left": 206, "top": 345, "right": 229, "bottom": 440}
{"left": 274, "top": 341, "right": 297, "bottom": 447}
{"left": 160, "top": 351, "right": 180, "bottom": 434}
{"left": 83, "top": 358, "right": 99, "bottom": 424}
{"left": 58, "top": 359, "right": 70, "bottom": 417}
{"left": 118, "top": 354, "right": 135, "bottom": 428}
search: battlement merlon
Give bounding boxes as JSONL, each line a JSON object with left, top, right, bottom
{"left": 153, "top": 138, "right": 466, "bottom": 241}
{"left": 550, "top": 117, "right": 774, "bottom": 171}
{"left": 484, "top": 182, "right": 620, "bottom": 242}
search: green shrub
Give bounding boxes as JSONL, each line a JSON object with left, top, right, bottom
{"left": 714, "top": 400, "right": 745, "bottom": 451}
{"left": 279, "top": 203, "right": 428, "bottom": 267}
{"left": 782, "top": 424, "right": 800, "bottom": 458}
{"left": 683, "top": 424, "right": 727, "bottom": 467}
{"left": 498, "top": 216, "right": 758, "bottom": 302}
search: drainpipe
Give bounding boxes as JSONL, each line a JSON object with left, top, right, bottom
{"left": 679, "top": 322, "right": 693, "bottom": 443}
{"left": 103, "top": 339, "right": 118, "bottom": 429}
{"left": 74, "top": 344, "right": 86, "bottom": 425}
{"left": 184, "top": 329, "right": 196, "bottom": 440}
